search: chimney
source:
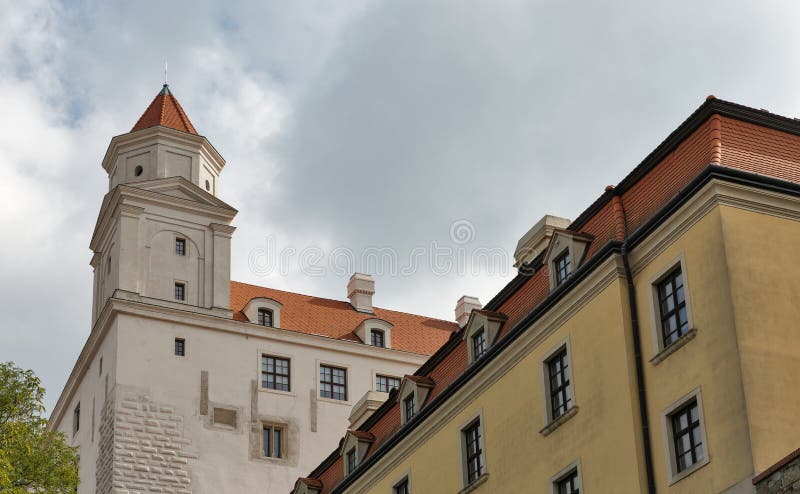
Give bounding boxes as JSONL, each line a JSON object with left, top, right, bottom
{"left": 513, "top": 215, "right": 571, "bottom": 267}
{"left": 347, "top": 273, "right": 375, "bottom": 313}
{"left": 455, "top": 295, "right": 482, "bottom": 328}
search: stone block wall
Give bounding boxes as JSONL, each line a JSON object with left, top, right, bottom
{"left": 754, "top": 449, "right": 800, "bottom": 494}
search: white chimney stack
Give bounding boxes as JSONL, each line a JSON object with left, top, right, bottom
{"left": 455, "top": 295, "right": 482, "bottom": 328}
{"left": 513, "top": 215, "right": 571, "bottom": 267}
{"left": 347, "top": 273, "right": 375, "bottom": 313}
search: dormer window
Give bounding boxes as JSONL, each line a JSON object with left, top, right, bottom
{"left": 471, "top": 329, "right": 487, "bottom": 360}
{"left": 340, "top": 430, "right": 375, "bottom": 477}
{"left": 370, "top": 329, "right": 385, "bottom": 347}
{"left": 292, "top": 479, "right": 323, "bottom": 494}
{"left": 463, "top": 310, "right": 507, "bottom": 364}
{"left": 554, "top": 250, "right": 571, "bottom": 286}
{"left": 258, "top": 308, "right": 274, "bottom": 327}
{"left": 543, "top": 229, "right": 592, "bottom": 291}
{"left": 398, "top": 375, "right": 435, "bottom": 425}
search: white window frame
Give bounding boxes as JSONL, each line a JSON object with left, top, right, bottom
{"left": 243, "top": 297, "right": 283, "bottom": 328}
{"left": 648, "top": 254, "right": 696, "bottom": 362}
{"left": 661, "top": 387, "right": 710, "bottom": 485}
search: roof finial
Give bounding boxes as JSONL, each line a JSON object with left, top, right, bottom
{"left": 164, "top": 61, "right": 168, "bottom": 86}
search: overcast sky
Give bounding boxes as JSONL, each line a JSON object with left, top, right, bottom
{"left": 2, "top": 0, "right": 800, "bottom": 412}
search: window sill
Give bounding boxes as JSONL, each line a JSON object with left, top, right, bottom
{"left": 317, "top": 396, "right": 351, "bottom": 406}
{"left": 650, "top": 328, "right": 697, "bottom": 366}
{"left": 458, "top": 473, "right": 489, "bottom": 494}
{"left": 258, "top": 387, "right": 295, "bottom": 398}
{"left": 668, "top": 455, "right": 710, "bottom": 485}
{"left": 539, "top": 406, "right": 579, "bottom": 436}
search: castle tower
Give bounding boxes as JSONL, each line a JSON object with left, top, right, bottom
{"left": 89, "top": 84, "right": 237, "bottom": 322}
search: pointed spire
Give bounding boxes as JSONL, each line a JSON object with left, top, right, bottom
{"left": 131, "top": 84, "right": 198, "bottom": 134}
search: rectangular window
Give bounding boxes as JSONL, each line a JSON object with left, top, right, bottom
{"left": 671, "top": 399, "right": 704, "bottom": 473}
{"left": 99, "top": 356, "right": 103, "bottom": 376}
{"left": 404, "top": 394, "right": 416, "bottom": 421}
{"left": 556, "top": 470, "right": 580, "bottom": 494}
{"left": 262, "top": 424, "right": 283, "bottom": 458}
{"left": 174, "top": 338, "right": 185, "bottom": 357}
{"left": 554, "top": 251, "right": 572, "bottom": 286}
{"left": 346, "top": 447, "right": 357, "bottom": 475}
{"left": 257, "top": 308, "right": 274, "bottom": 327}
{"left": 394, "top": 477, "right": 410, "bottom": 494}
{"left": 175, "top": 238, "right": 186, "bottom": 256}
{"left": 472, "top": 329, "right": 487, "bottom": 360}
{"left": 657, "top": 268, "right": 689, "bottom": 347}
{"left": 370, "top": 329, "right": 385, "bottom": 347}
{"left": 174, "top": 282, "right": 185, "bottom": 301}
{"left": 261, "top": 355, "right": 290, "bottom": 391}
{"left": 320, "top": 365, "right": 347, "bottom": 401}
{"left": 375, "top": 374, "right": 400, "bottom": 393}
{"left": 547, "top": 349, "right": 572, "bottom": 420}
{"left": 73, "top": 403, "right": 80, "bottom": 435}
{"left": 463, "top": 419, "right": 483, "bottom": 485}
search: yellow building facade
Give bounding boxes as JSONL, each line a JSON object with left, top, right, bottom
{"left": 295, "top": 99, "right": 800, "bottom": 494}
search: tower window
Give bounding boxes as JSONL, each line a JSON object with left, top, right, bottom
{"left": 174, "top": 282, "right": 185, "bottom": 301}
{"left": 205, "top": 180, "right": 211, "bottom": 191}
{"left": 175, "top": 238, "right": 186, "bottom": 256}
{"left": 656, "top": 267, "right": 689, "bottom": 347}
{"left": 99, "top": 357, "right": 103, "bottom": 376}
{"left": 370, "top": 329, "right": 385, "bottom": 347}
{"left": 555, "top": 469, "right": 580, "bottom": 494}
{"left": 174, "top": 338, "right": 185, "bottom": 357}
{"left": 134, "top": 165, "right": 143, "bottom": 177}
{"left": 257, "top": 308, "right": 274, "bottom": 327}
{"left": 394, "top": 477, "right": 410, "bottom": 494}
{"left": 670, "top": 399, "right": 703, "bottom": 473}
{"left": 462, "top": 419, "right": 484, "bottom": 485}
{"left": 73, "top": 403, "right": 80, "bottom": 435}
{"left": 547, "top": 348, "right": 572, "bottom": 420}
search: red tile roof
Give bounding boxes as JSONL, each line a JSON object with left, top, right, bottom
{"left": 132, "top": 84, "right": 198, "bottom": 135}
{"left": 230, "top": 281, "right": 458, "bottom": 355}
{"left": 301, "top": 98, "right": 800, "bottom": 494}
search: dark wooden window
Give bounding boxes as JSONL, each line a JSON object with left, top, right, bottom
{"left": 370, "top": 329, "right": 385, "bottom": 347}
{"left": 262, "top": 424, "right": 283, "bottom": 458}
{"left": 404, "top": 394, "right": 416, "bottom": 421}
{"left": 257, "top": 308, "right": 274, "bottom": 327}
{"left": 346, "top": 447, "right": 357, "bottom": 474}
{"left": 175, "top": 238, "right": 186, "bottom": 256}
{"left": 174, "top": 338, "right": 185, "bottom": 356}
{"left": 375, "top": 374, "right": 400, "bottom": 393}
{"left": 261, "top": 355, "right": 290, "bottom": 391}
{"left": 554, "top": 250, "right": 572, "bottom": 286}
{"left": 547, "top": 349, "right": 572, "bottom": 419}
{"left": 472, "top": 329, "right": 487, "bottom": 360}
{"left": 174, "top": 282, "right": 185, "bottom": 301}
{"left": 657, "top": 268, "right": 689, "bottom": 347}
{"left": 556, "top": 469, "right": 580, "bottom": 494}
{"left": 463, "top": 419, "right": 483, "bottom": 484}
{"left": 320, "top": 365, "right": 347, "bottom": 401}
{"left": 394, "top": 477, "right": 410, "bottom": 494}
{"left": 73, "top": 403, "right": 80, "bottom": 435}
{"left": 671, "top": 399, "right": 704, "bottom": 473}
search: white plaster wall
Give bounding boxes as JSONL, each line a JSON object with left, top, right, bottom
{"left": 54, "top": 323, "right": 119, "bottom": 494}
{"left": 112, "top": 312, "right": 422, "bottom": 494}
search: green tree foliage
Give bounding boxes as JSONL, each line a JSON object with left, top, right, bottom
{"left": 0, "top": 362, "right": 79, "bottom": 493}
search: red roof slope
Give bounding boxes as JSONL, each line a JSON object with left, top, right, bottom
{"left": 131, "top": 84, "right": 198, "bottom": 134}
{"left": 230, "top": 281, "right": 458, "bottom": 355}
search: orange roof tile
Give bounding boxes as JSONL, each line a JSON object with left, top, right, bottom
{"left": 230, "top": 281, "right": 458, "bottom": 355}
{"left": 131, "top": 84, "right": 198, "bottom": 134}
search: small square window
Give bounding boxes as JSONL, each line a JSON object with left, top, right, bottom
{"left": 472, "top": 329, "right": 487, "bottom": 361}
{"left": 403, "top": 394, "right": 416, "bottom": 422}
{"left": 554, "top": 251, "right": 572, "bottom": 286}
{"left": 262, "top": 424, "right": 284, "bottom": 458}
{"left": 546, "top": 348, "right": 572, "bottom": 420}
{"left": 462, "top": 419, "right": 484, "bottom": 485}
{"left": 375, "top": 374, "right": 400, "bottom": 393}
{"left": 555, "top": 469, "right": 580, "bottom": 494}
{"left": 174, "top": 338, "right": 185, "bottom": 357}
{"left": 320, "top": 365, "right": 347, "bottom": 401}
{"left": 258, "top": 308, "right": 274, "bottom": 327}
{"left": 346, "top": 447, "right": 357, "bottom": 475}
{"left": 370, "top": 329, "right": 385, "bottom": 347}
{"left": 261, "top": 355, "right": 290, "bottom": 391}
{"left": 174, "top": 282, "right": 186, "bottom": 301}
{"left": 175, "top": 238, "right": 186, "bottom": 256}
{"left": 394, "top": 477, "right": 410, "bottom": 494}
{"left": 656, "top": 268, "right": 689, "bottom": 348}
